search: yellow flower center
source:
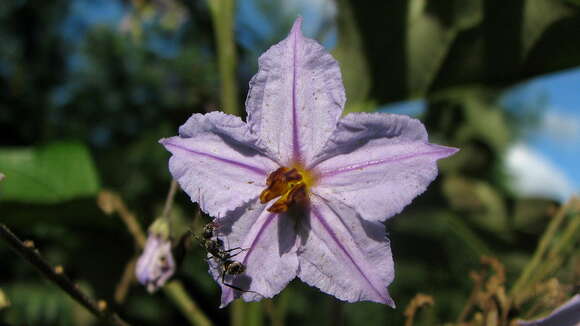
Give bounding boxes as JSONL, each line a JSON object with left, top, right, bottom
{"left": 259, "top": 166, "right": 316, "bottom": 213}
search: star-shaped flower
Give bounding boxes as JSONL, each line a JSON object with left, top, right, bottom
{"left": 160, "top": 18, "right": 457, "bottom": 307}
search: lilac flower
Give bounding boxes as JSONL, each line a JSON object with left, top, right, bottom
{"left": 518, "top": 295, "right": 580, "bottom": 326}
{"left": 135, "top": 218, "right": 176, "bottom": 293}
{"left": 160, "top": 18, "right": 457, "bottom": 307}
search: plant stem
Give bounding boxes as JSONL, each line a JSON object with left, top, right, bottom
{"left": 263, "top": 298, "right": 285, "bottom": 326}
{"left": 164, "top": 281, "right": 213, "bottom": 326}
{"left": 526, "top": 197, "right": 580, "bottom": 290}
{"left": 230, "top": 300, "right": 245, "bottom": 326}
{"left": 404, "top": 294, "right": 435, "bottom": 326}
{"left": 0, "top": 224, "right": 131, "bottom": 326}
{"left": 99, "top": 190, "right": 147, "bottom": 248}
{"left": 114, "top": 258, "right": 136, "bottom": 304}
{"left": 207, "top": 0, "right": 239, "bottom": 115}
{"left": 548, "top": 198, "right": 579, "bottom": 257}
{"left": 246, "top": 302, "right": 264, "bottom": 326}
{"left": 510, "top": 198, "right": 576, "bottom": 298}
{"left": 161, "top": 180, "right": 179, "bottom": 220}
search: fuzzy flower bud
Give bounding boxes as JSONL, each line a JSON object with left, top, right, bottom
{"left": 135, "top": 218, "right": 175, "bottom": 293}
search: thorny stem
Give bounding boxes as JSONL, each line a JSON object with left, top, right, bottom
{"left": 0, "top": 224, "right": 130, "bottom": 326}
{"left": 510, "top": 197, "right": 577, "bottom": 299}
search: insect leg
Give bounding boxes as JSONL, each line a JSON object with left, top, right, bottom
{"left": 222, "top": 247, "right": 249, "bottom": 259}
{"left": 220, "top": 269, "right": 262, "bottom": 296}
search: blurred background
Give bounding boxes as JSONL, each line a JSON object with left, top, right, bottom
{"left": 0, "top": 0, "right": 578, "bottom": 325}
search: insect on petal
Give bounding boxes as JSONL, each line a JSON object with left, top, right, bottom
{"left": 208, "top": 200, "right": 299, "bottom": 308}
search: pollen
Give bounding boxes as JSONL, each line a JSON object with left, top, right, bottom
{"left": 259, "top": 166, "right": 316, "bottom": 213}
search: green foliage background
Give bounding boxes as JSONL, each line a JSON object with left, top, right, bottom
{"left": 0, "top": 0, "right": 578, "bottom": 325}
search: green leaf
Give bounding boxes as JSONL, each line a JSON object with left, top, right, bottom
{"left": 0, "top": 141, "right": 100, "bottom": 203}
{"left": 343, "top": 0, "right": 580, "bottom": 103}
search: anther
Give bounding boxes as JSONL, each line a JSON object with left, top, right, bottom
{"left": 260, "top": 167, "right": 310, "bottom": 213}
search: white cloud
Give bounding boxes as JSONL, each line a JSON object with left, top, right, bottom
{"left": 541, "top": 110, "right": 580, "bottom": 141}
{"left": 506, "top": 143, "right": 576, "bottom": 201}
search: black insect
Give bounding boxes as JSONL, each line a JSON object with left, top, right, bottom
{"left": 196, "top": 222, "right": 260, "bottom": 296}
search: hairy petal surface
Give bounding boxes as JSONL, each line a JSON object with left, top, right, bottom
{"left": 210, "top": 200, "right": 299, "bottom": 308}
{"left": 245, "top": 17, "right": 346, "bottom": 166}
{"left": 312, "top": 113, "right": 458, "bottom": 222}
{"left": 160, "top": 112, "right": 278, "bottom": 218}
{"left": 297, "top": 195, "right": 395, "bottom": 306}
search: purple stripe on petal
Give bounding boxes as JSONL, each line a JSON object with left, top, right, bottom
{"left": 318, "top": 148, "right": 455, "bottom": 179}
{"left": 311, "top": 205, "right": 391, "bottom": 303}
{"left": 221, "top": 212, "right": 279, "bottom": 302}
{"left": 244, "top": 17, "right": 344, "bottom": 166}
{"left": 163, "top": 141, "right": 267, "bottom": 175}
{"left": 314, "top": 194, "right": 358, "bottom": 244}
{"left": 291, "top": 19, "right": 302, "bottom": 163}
{"left": 241, "top": 212, "right": 278, "bottom": 265}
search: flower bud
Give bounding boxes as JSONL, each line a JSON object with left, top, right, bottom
{"left": 135, "top": 218, "right": 175, "bottom": 293}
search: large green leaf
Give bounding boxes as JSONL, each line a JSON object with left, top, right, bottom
{"left": 0, "top": 141, "right": 100, "bottom": 203}
{"left": 340, "top": 0, "right": 580, "bottom": 103}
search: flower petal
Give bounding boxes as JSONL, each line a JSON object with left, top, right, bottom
{"left": 311, "top": 113, "right": 458, "bottom": 222}
{"left": 297, "top": 195, "right": 395, "bottom": 306}
{"left": 160, "top": 111, "right": 278, "bottom": 218}
{"left": 209, "top": 200, "right": 299, "bottom": 308}
{"left": 245, "top": 17, "right": 346, "bottom": 166}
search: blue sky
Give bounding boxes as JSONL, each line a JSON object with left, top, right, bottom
{"left": 513, "top": 69, "right": 580, "bottom": 191}
{"left": 380, "top": 70, "right": 580, "bottom": 200}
